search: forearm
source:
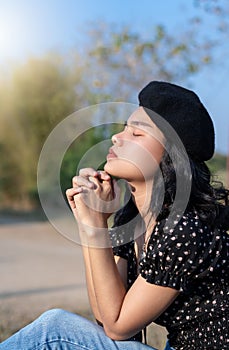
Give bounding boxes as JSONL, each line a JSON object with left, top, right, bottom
{"left": 67, "top": 168, "right": 180, "bottom": 341}
{"left": 80, "top": 226, "right": 126, "bottom": 323}
{"left": 87, "top": 240, "right": 127, "bottom": 335}
{"left": 67, "top": 168, "right": 126, "bottom": 330}
{"left": 81, "top": 245, "right": 102, "bottom": 323}
{"left": 79, "top": 224, "right": 118, "bottom": 322}
{"left": 81, "top": 228, "right": 129, "bottom": 327}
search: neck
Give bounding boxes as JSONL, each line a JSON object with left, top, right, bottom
{"left": 129, "top": 182, "right": 146, "bottom": 214}
{"left": 130, "top": 180, "right": 156, "bottom": 253}
{"left": 129, "top": 179, "right": 156, "bottom": 229}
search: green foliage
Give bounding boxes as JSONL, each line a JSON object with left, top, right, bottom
{"left": 60, "top": 124, "right": 123, "bottom": 192}
{"left": 0, "top": 54, "right": 78, "bottom": 208}
{"left": 207, "top": 153, "right": 227, "bottom": 185}
{"left": 13, "top": 55, "right": 77, "bottom": 150}
{"left": 207, "top": 153, "right": 227, "bottom": 174}
{"left": 0, "top": 5, "right": 228, "bottom": 208}
{"left": 85, "top": 22, "right": 213, "bottom": 103}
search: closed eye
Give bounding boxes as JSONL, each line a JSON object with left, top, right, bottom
{"left": 133, "top": 130, "right": 144, "bottom": 136}
{"left": 124, "top": 122, "right": 144, "bottom": 136}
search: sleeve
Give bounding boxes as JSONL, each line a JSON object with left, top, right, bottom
{"left": 109, "top": 227, "right": 134, "bottom": 260}
{"left": 139, "top": 213, "right": 224, "bottom": 292}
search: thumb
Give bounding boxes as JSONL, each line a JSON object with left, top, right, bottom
{"left": 112, "top": 179, "right": 121, "bottom": 201}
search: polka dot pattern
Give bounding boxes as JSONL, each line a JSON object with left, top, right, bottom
{"left": 111, "top": 211, "right": 229, "bottom": 349}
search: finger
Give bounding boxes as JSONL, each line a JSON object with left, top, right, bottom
{"left": 72, "top": 176, "right": 96, "bottom": 189}
{"left": 110, "top": 180, "right": 121, "bottom": 211}
{"left": 66, "top": 187, "right": 83, "bottom": 197}
{"left": 90, "top": 175, "right": 115, "bottom": 199}
{"left": 88, "top": 175, "right": 111, "bottom": 188}
{"left": 99, "top": 173, "right": 115, "bottom": 195}
{"left": 113, "top": 180, "right": 121, "bottom": 199}
{"left": 66, "top": 187, "right": 83, "bottom": 209}
{"left": 79, "top": 168, "right": 98, "bottom": 178}
{"left": 88, "top": 176, "right": 99, "bottom": 189}
{"left": 96, "top": 170, "right": 111, "bottom": 182}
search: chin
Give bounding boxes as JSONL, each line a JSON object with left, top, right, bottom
{"left": 104, "top": 162, "right": 141, "bottom": 182}
{"left": 104, "top": 161, "right": 117, "bottom": 176}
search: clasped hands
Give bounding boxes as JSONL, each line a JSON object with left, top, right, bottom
{"left": 66, "top": 168, "right": 120, "bottom": 235}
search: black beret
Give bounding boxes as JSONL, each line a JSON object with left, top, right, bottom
{"left": 138, "top": 81, "right": 215, "bottom": 161}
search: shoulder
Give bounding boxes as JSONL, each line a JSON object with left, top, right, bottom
{"left": 140, "top": 211, "right": 228, "bottom": 291}
{"left": 154, "top": 210, "right": 223, "bottom": 247}
{"left": 146, "top": 209, "right": 228, "bottom": 274}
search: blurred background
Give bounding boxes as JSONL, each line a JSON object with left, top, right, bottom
{"left": 0, "top": 0, "right": 228, "bottom": 348}
{"left": 0, "top": 0, "right": 228, "bottom": 212}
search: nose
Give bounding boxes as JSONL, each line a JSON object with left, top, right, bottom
{"left": 111, "top": 132, "right": 123, "bottom": 146}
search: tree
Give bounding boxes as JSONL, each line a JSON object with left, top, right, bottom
{"left": 1, "top": 1, "right": 229, "bottom": 208}
{"left": 78, "top": 22, "right": 214, "bottom": 104}
{"left": 0, "top": 54, "right": 79, "bottom": 208}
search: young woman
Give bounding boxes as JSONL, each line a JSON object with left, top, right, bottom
{"left": 0, "top": 81, "right": 228, "bottom": 350}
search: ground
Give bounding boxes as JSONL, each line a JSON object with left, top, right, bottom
{"left": 0, "top": 216, "right": 167, "bottom": 349}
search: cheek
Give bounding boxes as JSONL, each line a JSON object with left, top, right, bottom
{"left": 135, "top": 146, "right": 161, "bottom": 179}
{"left": 147, "top": 140, "right": 164, "bottom": 165}
{"left": 105, "top": 140, "right": 164, "bottom": 180}
{"left": 123, "top": 140, "right": 163, "bottom": 168}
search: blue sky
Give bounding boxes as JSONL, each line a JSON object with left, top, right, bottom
{"left": 0, "top": 0, "right": 202, "bottom": 60}
{"left": 0, "top": 0, "right": 228, "bottom": 155}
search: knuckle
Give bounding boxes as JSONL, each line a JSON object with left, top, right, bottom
{"left": 79, "top": 167, "right": 89, "bottom": 174}
{"left": 79, "top": 167, "right": 95, "bottom": 176}
{"left": 78, "top": 169, "right": 84, "bottom": 176}
{"left": 75, "top": 192, "right": 81, "bottom": 199}
{"left": 72, "top": 176, "right": 78, "bottom": 184}
{"left": 65, "top": 188, "right": 71, "bottom": 196}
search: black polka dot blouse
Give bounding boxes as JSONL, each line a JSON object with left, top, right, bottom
{"left": 111, "top": 211, "right": 229, "bottom": 349}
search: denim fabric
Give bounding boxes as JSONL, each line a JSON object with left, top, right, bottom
{"left": 0, "top": 309, "right": 173, "bottom": 350}
{"left": 164, "top": 341, "right": 175, "bottom": 350}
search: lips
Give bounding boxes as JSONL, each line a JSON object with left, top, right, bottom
{"left": 106, "top": 148, "right": 117, "bottom": 159}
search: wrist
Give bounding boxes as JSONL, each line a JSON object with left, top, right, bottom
{"left": 78, "top": 223, "right": 111, "bottom": 248}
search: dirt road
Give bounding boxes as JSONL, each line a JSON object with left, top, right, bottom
{"left": 0, "top": 220, "right": 91, "bottom": 338}
{"left": 0, "top": 219, "right": 167, "bottom": 348}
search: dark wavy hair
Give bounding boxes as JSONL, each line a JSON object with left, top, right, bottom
{"left": 113, "top": 144, "right": 229, "bottom": 231}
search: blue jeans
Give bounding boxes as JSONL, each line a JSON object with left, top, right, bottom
{"left": 0, "top": 309, "right": 174, "bottom": 350}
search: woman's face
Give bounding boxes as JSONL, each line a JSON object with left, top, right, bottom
{"left": 104, "top": 107, "right": 165, "bottom": 183}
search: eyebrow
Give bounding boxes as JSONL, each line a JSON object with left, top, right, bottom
{"left": 125, "top": 120, "right": 154, "bottom": 128}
